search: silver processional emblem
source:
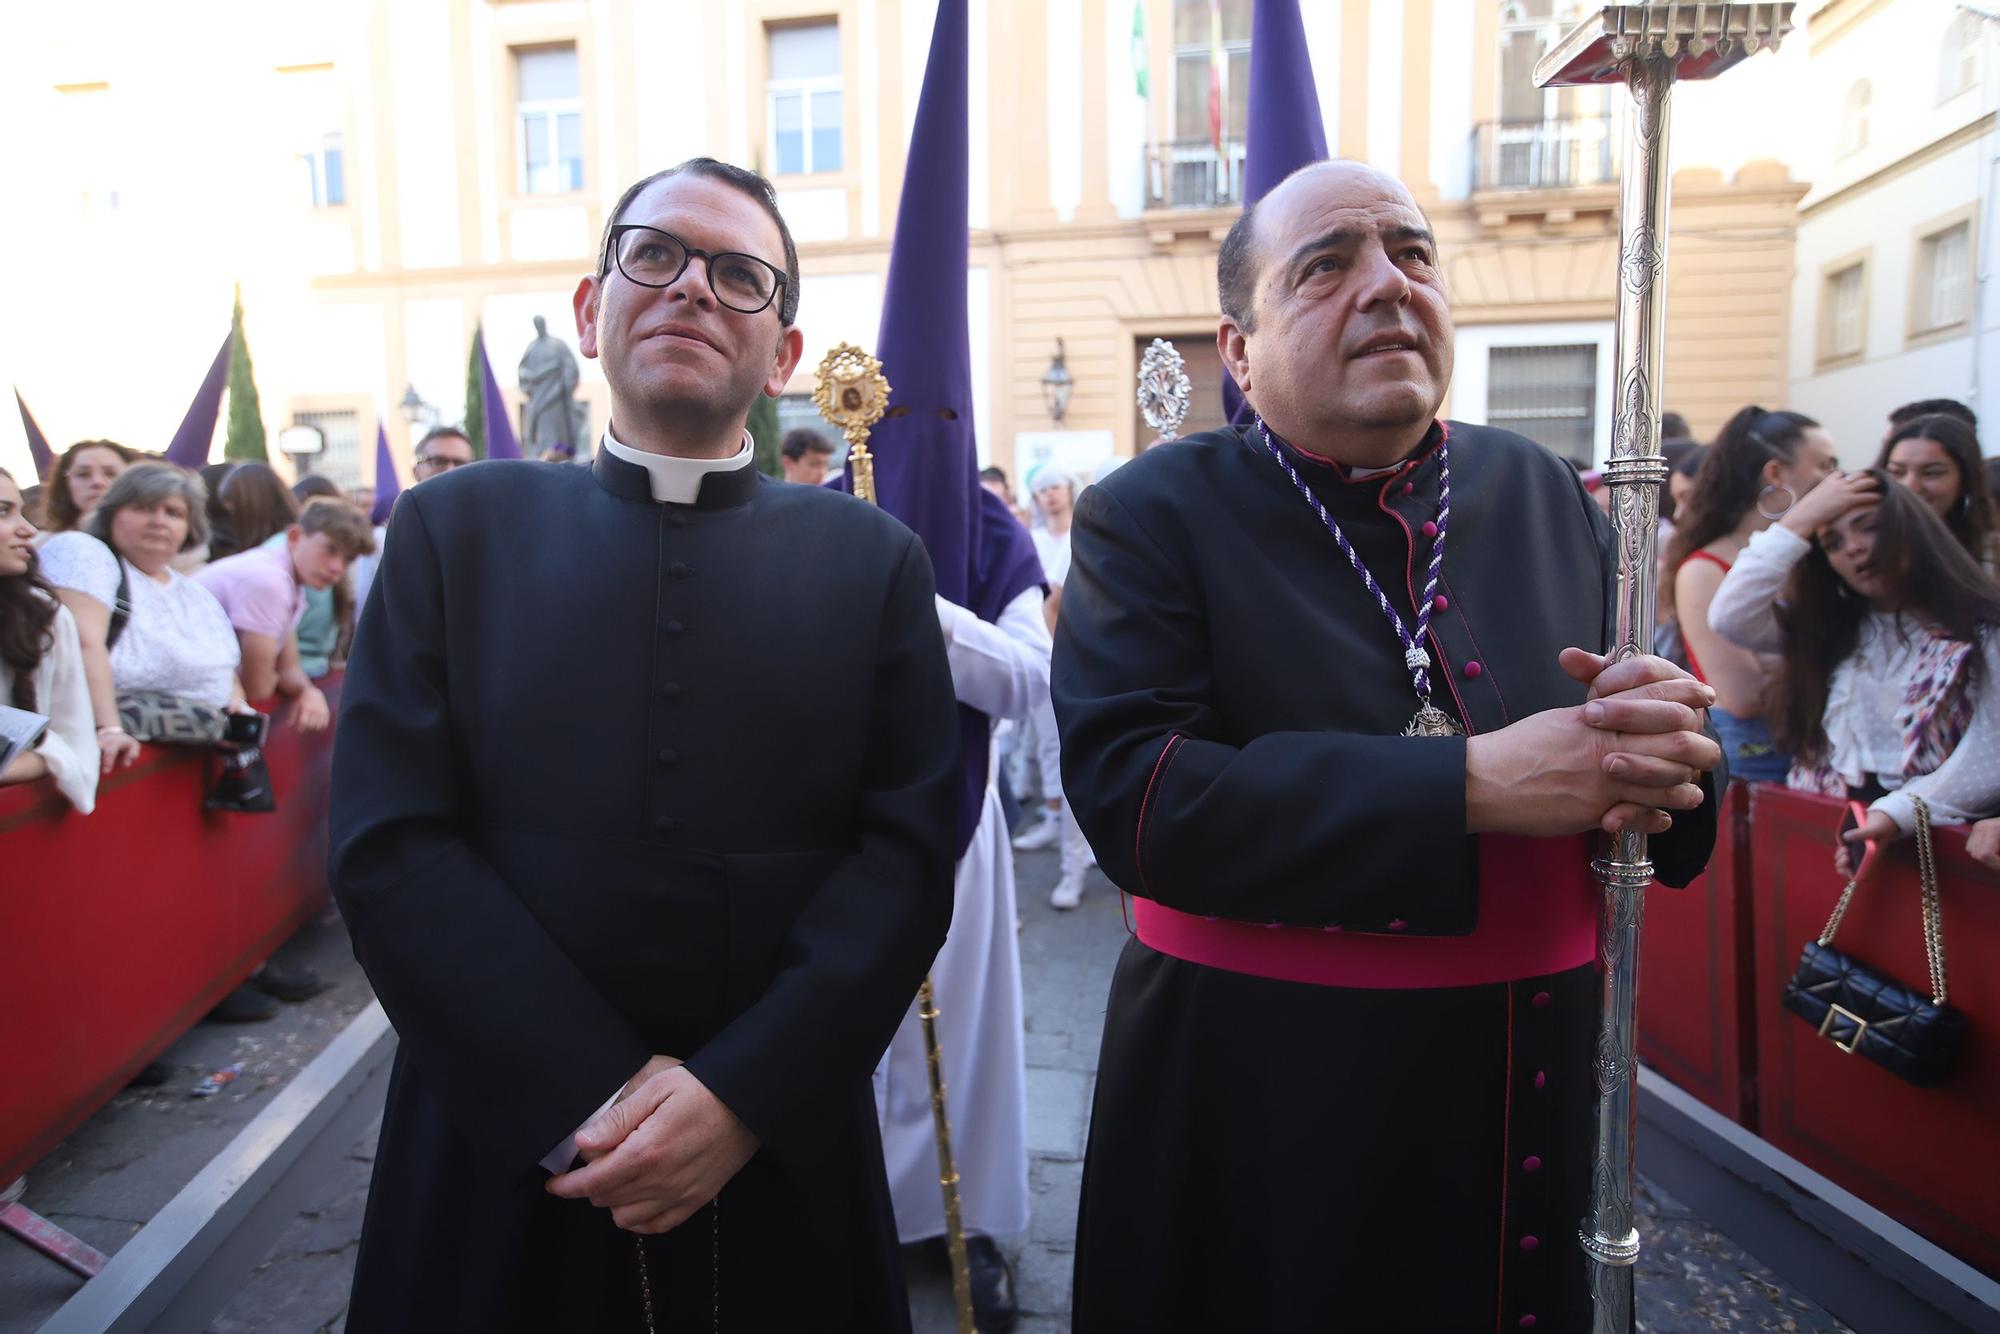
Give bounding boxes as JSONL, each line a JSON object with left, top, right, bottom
{"left": 1137, "top": 338, "right": 1192, "bottom": 442}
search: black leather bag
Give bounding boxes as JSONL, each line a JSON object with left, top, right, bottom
{"left": 1781, "top": 795, "right": 1965, "bottom": 1088}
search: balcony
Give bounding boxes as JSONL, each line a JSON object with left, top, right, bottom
{"left": 1145, "top": 137, "right": 1248, "bottom": 211}
{"left": 1469, "top": 115, "right": 1617, "bottom": 193}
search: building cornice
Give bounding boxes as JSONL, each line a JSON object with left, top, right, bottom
{"left": 1800, "top": 113, "right": 1997, "bottom": 219}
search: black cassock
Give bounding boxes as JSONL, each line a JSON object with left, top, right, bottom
{"left": 1052, "top": 422, "right": 1717, "bottom": 1334}
{"left": 329, "top": 450, "right": 959, "bottom": 1332}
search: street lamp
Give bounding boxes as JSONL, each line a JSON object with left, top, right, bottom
{"left": 1041, "top": 339, "right": 1074, "bottom": 424}
{"left": 398, "top": 383, "right": 434, "bottom": 427}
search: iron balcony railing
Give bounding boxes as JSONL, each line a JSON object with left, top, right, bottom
{"left": 1145, "top": 137, "right": 1249, "bottom": 210}
{"left": 1469, "top": 115, "right": 1618, "bottom": 192}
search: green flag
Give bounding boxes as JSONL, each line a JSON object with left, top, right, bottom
{"left": 1132, "top": 0, "right": 1149, "bottom": 99}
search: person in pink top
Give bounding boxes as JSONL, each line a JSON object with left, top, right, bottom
{"left": 196, "top": 498, "right": 375, "bottom": 732}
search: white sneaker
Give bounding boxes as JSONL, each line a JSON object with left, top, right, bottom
{"left": 1049, "top": 873, "right": 1085, "bottom": 910}
{"left": 1012, "top": 817, "right": 1060, "bottom": 851}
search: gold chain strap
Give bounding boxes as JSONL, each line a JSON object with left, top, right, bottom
{"left": 1912, "top": 796, "right": 1949, "bottom": 1005}
{"left": 1818, "top": 794, "right": 1948, "bottom": 1005}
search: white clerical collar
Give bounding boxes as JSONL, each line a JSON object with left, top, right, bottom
{"left": 600, "top": 427, "right": 755, "bottom": 504}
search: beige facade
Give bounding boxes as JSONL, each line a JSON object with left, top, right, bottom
{"left": 2, "top": 0, "right": 1805, "bottom": 489}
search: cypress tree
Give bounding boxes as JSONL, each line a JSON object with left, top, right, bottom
{"left": 748, "top": 392, "right": 781, "bottom": 478}
{"left": 464, "top": 328, "right": 487, "bottom": 458}
{"left": 222, "top": 286, "right": 268, "bottom": 461}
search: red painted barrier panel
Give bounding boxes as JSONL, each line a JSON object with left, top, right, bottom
{"left": 1750, "top": 783, "right": 2000, "bottom": 1278}
{"left": 1638, "top": 781, "right": 1759, "bottom": 1127}
{"left": 0, "top": 678, "right": 340, "bottom": 1186}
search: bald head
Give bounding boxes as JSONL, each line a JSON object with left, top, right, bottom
{"left": 1215, "top": 158, "right": 1453, "bottom": 467}
{"left": 1219, "top": 161, "right": 1428, "bottom": 332}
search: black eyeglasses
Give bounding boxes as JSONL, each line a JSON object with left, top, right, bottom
{"left": 606, "top": 225, "right": 787, "bottom": 315}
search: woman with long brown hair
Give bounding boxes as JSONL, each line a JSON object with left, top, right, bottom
{"left": 1708, "top": 468, "right": 2000, "bottom": 872}
{"left": 1669, "top": 405, "right": 1839, "bottom": 782}
{"left": 1875, "top": 412, "right": 1999, "bottom": 572}
{"left": 207, "top": 462, "right": 300, "bottom": 562}
{"left": 0, "top": 467, "right": 99, "bottom": 809}
{"left": 41, "top": 440, "right": 137, "bottom": 535}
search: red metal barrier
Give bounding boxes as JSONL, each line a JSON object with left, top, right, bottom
{"left": 1638, "top": 781, "right": 1759, "bottom": 1126}
{"left": 0, "top": 679, "right": 339, "bottom": 1186}
{"left": 1749, "top": 783, "right": 2000, "bottom": 1277}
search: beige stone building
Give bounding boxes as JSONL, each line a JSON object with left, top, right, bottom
{"left": 2, "top": 0, "right": 1806, "bottom": 490}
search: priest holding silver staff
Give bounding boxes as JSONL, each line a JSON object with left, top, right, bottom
{"left": 1049, "top": 4, "right": 1790, "bottom": 1328}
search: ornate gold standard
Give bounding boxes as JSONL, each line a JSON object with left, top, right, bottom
{"left": 1534, "top": 6, "right": 1793, "bottom": 1330}
{"left": 810, "top": 342, "right": 977, "bottom": 1334}
{"left": 1136, "top": 337, "right": 1193, "bottom": 442}
{"left": 811, "top": 342, "right": 891, "bottom": 504}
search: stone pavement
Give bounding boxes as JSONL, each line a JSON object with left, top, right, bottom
{"left": 5, "top": 845, "right": 1861, "bottom": 1333}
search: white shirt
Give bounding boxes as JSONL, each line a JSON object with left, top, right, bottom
{"left": 601, "top": 428, "right": 755, "bottom": 503}
{"left": 1032, "top": 526, "right": 1071, "bottom": 588}
{"left": 38, "top": 532, "right": 242, "bottom": 708}
{"left": 0, "top": 598, "right": 99, "bottom": 813}
{"left": 1707, "top": 523, "right": 2000, "bottom": 833}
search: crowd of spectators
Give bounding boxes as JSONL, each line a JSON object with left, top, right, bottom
{"left": 1659, "top": 396, "right": 2000, "bottom": 873}
{"left": 1, "top": 443, "right": 381, "bottom": 1020}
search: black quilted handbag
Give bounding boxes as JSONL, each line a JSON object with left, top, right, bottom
{"left": 1781, "top": 795, "right": 1966, "bottom": 1088}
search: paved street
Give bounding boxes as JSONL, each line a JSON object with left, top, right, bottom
{"left": 6, "top": 844, "right": 1859, "bottom": 1333}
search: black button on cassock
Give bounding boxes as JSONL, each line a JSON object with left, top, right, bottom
{"left": 659, "top": 682, "right": 684, "bottom": 698}
{"left": 665, "top": 621, "right": 686, "bottom": 636}
{"left": 657, "top": 749, "right": 679, "bottom": 765}
{"left": 653, "top": 815, "right": 678, "bottom": 832}
{"left": 670, "top": 563, "right": 692, "bottom": 579}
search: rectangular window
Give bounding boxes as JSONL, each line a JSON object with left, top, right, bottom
{"left": 282, "top": 67, "right": 347, "bottom": 209}
{"left": 294, "top": 409, "right": 363, "bottom": 488}
{"left": 1486, "top": 344, "right": 1596, "bottom": 468}
{"left": 1823, "top": 263, "right": 1866, "bottom": 361}
{"left": 768, "top": 23, "right": 843, "bottom": 176}
{"left": 516, "top": 45, "right": 583, "bottom": 195}
{"left": 1917, "top": 223, "right": 1970, "bottom": 333}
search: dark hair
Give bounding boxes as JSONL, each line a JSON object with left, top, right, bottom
{"left": 0, "top": 467, "right": 58, "bottom": 712}
{"left": 85, "top": 461, "right": 211, "bottom": 555}
{"left": 296, "top": 496, "right": 377, "bottom": 559}
{"left": 1771, "top": 470, "right": 2000, "bottom": 764}
{"left": 1659, "top": 438, "right": 1705, "bottom": 523}
{"left": 198, "top": 462, "right": 238, "bottom": 544}
{"left": 1217, "top": 201, "right": 1264, "bottom": 332}
{"left": 1660, "top": 411, "right": 1692, "bottom": 442}
{"left": 46, "top": 439, "right": 138, "bottom": 533}
{"left": 1670, "top": 443, "right": 1708, "bottom": 480}
{"left": 597, "top": 159, "right": 801, "bottom": 327}
{"left": 1666, "top": 406, "right": 1821, "bottom": 571}
{"left": 1888, "top": 397, "right": 1976, "bottom": 431}
{"left": 212, "top": 462, "right": 299, "bottom": 559}
{"left": 415, "top": 425, "right": 473, "bottom": 457}
{"left": 292, "top": 474, "right": 345, "bottom": 503}
{"left": 979, "top": 466, "right": 1009, "bottom": 487}
{"left": 1874, "top": 414, "right": 1996, "bottom": 564}
{"left": 780, "top": 428, "right": 832, "bottom": 462}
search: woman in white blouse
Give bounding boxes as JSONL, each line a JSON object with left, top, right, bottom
{"left": 37, "top": 463, "right": 247, "bottom": 755}
{"left": 0, "top": 468, "right": 98, "bottom": 811}
{"left": 1707, "top": 467, "right": 2000, "bottom": 875}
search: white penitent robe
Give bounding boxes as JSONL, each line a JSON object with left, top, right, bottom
{"left": 874, "top": 585, "right": 1050, "bottom": 1241}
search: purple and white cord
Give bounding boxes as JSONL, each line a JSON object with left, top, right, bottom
{"left": 1253, "top": 415, "right": 1451, "bottom": 706}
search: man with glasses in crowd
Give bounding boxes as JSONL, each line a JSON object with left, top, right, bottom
{"left": 410, "top": 425, "right": 476, "bottom": 480}
{"left": 331, "top": 157, "right": 960, "bottom": 1332}
{"left": 350, "top": 426, "right": 476, "bottom": 611}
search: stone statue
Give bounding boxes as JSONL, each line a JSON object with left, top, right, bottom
{"left": 517, "top": 316, "right": 587, "bottom": 456}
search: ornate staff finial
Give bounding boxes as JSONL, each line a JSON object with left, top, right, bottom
{"left": 811, "top": 341, "right": 893, "bottom": 504}
{"left": 1136, "top": 338, "right": 1192, "bottom": 442}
